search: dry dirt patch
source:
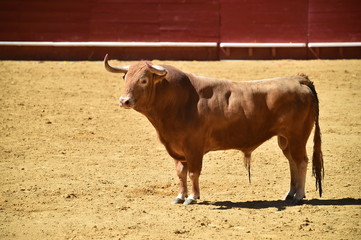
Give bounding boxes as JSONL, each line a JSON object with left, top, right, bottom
{"left": 0, "top": 60, "right": 360, "bottom": 239}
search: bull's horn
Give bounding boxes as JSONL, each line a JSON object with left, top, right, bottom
{"left": 104, "top": 54, "right": 129, "bottom": 73}
{"left": 146, "top": 62, "right": 167, "bottom": 76}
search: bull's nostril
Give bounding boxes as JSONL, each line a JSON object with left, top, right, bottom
{"left": 119, "top": 97, "right": 133, "bottom": 108}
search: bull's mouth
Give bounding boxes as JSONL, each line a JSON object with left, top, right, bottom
{"left": 120, "top": 104, "right": 133, "bottom": 109}
{"left": 120, "top": 101, "right": 135, "bottom": 109}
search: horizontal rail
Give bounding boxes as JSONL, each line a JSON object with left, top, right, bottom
{"left": 220, "top": 43, "right": 306, "bottom": 48}
{"left": 308, "top": 42, "right": 361, "bottom": 47}
{"left": 0, "top": 41, "right": 218, "bottom": 47}
{"left": 2, "top": 41, "right": 360, "bottom": 48}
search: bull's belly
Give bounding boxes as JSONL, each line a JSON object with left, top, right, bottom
{"left": 206, "top": 128, "right": 275, "bottom": 153}
{"left": 159, "top": 126, "right": 276, "bottom": 159}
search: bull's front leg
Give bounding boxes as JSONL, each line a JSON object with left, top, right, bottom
{"left": 171, "top": 160, "right": 188, "bottom": 204}
{"left": 171, "top": 141, "right": 203, "bottom": 205}
{"left": 182, "top": 149, "right": 203, "bottom": 205}
{"left": 183, "top": 169, "right": 201, "bottom": 205}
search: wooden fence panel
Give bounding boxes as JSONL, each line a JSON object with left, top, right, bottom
{"left": 220, "top": 0, "right": 308, "bottom": 43}
{"left": 308, "top": 0, "right": 361, "bottom": 42}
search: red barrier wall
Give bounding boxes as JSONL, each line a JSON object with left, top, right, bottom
{"left": 220, "top": 0, "right": 308, "bottom": 43}
{"left": 308, "top": 0, "right": 361, "bottom": 42}
{"left": 0, "top": 0, "right": 90, "bottom": 41}
{"left": 0, "top": 0, "right": 219, "bottom": 42}
{"left": 0, "top": 0, "right": 360, "bottom": 60}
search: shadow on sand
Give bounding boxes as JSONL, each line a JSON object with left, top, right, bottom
{"left": 199, "top": 198, "right": 361, "bottom": 211}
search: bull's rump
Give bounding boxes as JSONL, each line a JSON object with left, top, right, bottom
{"left": 203, "top": 76, "right": 315, "bottom": 152}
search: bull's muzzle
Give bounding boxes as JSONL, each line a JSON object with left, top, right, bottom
{"left": 119, "top": 96, "right": 134, "bottom": 108}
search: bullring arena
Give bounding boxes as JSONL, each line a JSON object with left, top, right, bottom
{"left": 0, "top": 59, "right": 360, "bottom": 239}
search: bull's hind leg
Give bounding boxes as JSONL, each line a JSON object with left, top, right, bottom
{"left": 283, "top": 149, "right": 298, "bottom": 201}
{"left": 293, "top": 153, "right": 308, "bottom": 204}
{"left": 171, "top": 160, "right": 188, "bottom": 204}
{"left": 279, "top": 136, "right": 308, "bottom": 204}
{"left": 279, "top": 136, "right": 297, "bottom": 200}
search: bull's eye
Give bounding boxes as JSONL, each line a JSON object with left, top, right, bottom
{"left": 140, "top": 78, "right": 148, "bottom": 85}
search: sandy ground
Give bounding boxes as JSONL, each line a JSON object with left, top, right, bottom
{"left": 0, "top": 59, "right": 360, "bottom": 240}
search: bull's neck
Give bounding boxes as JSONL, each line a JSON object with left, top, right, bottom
{"left": 138, "top": 75, "right": 196, "bottom": 129}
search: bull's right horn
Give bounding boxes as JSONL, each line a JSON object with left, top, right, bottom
{"left": 104, "top": 54, "right": 129, "bottom": 73}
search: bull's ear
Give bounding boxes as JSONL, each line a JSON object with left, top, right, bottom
{"left": 146, "top": 62, "right": 167, "bottom": 76}
{"left": 104, "top": 54, "right": 129, "bottom": 73}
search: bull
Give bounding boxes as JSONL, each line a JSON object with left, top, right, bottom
{"left": 104, "top": 54, "right": 324, "bottom": 205}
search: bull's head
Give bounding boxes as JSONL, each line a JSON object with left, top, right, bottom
{"left": 104, "top": 54, "right": 167, "bottom": 111}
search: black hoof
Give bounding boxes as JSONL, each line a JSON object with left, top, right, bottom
{"left": 291, "top": 198, "right": 304, "bottom": 205}
{"left": 285, "top": 195, "right": 294, "bottom": 201}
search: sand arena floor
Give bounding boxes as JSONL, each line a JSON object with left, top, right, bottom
{"left": 0, "top": 59, "right": 360, "bottom": 239}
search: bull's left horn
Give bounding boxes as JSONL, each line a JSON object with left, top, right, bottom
{"left": 146, "top": 62, "right": 167, "bottom": 76}
{"left": 104, "top": 54, "right": 129, "bottom": 73}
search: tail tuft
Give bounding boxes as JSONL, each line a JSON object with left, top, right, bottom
{"left": 312, "top": 120, "right": 324, "bottom": 197}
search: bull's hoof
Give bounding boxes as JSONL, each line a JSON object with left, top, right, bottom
{"left": 285, "top": 195, "right": 294, "bottom": 201}
{"left": 183, "top": 196, "right": 197, "bottom": 205}
{"left": 291, "top": 198, "right": 304, "bottom": 205}
{"left": 285, "top": 194, "right": 306, "bottom": 204}
{"left": 183, "top": 198, "right": 197, "bottom": 205}
{"left": 171, "top": 197, "right": 185, "bottom": 205}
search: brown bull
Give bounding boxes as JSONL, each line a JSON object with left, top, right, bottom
{"left": 104, "top": 54, "right": 324, "bottom": 205}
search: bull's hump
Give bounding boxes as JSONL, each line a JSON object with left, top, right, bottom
{"left": 190, "top": 73, "right": 229, "bottom": 83}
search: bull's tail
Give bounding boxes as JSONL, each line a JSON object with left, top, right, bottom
{"left": 299, "top": 74, "right": 324, "bottom": 197}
